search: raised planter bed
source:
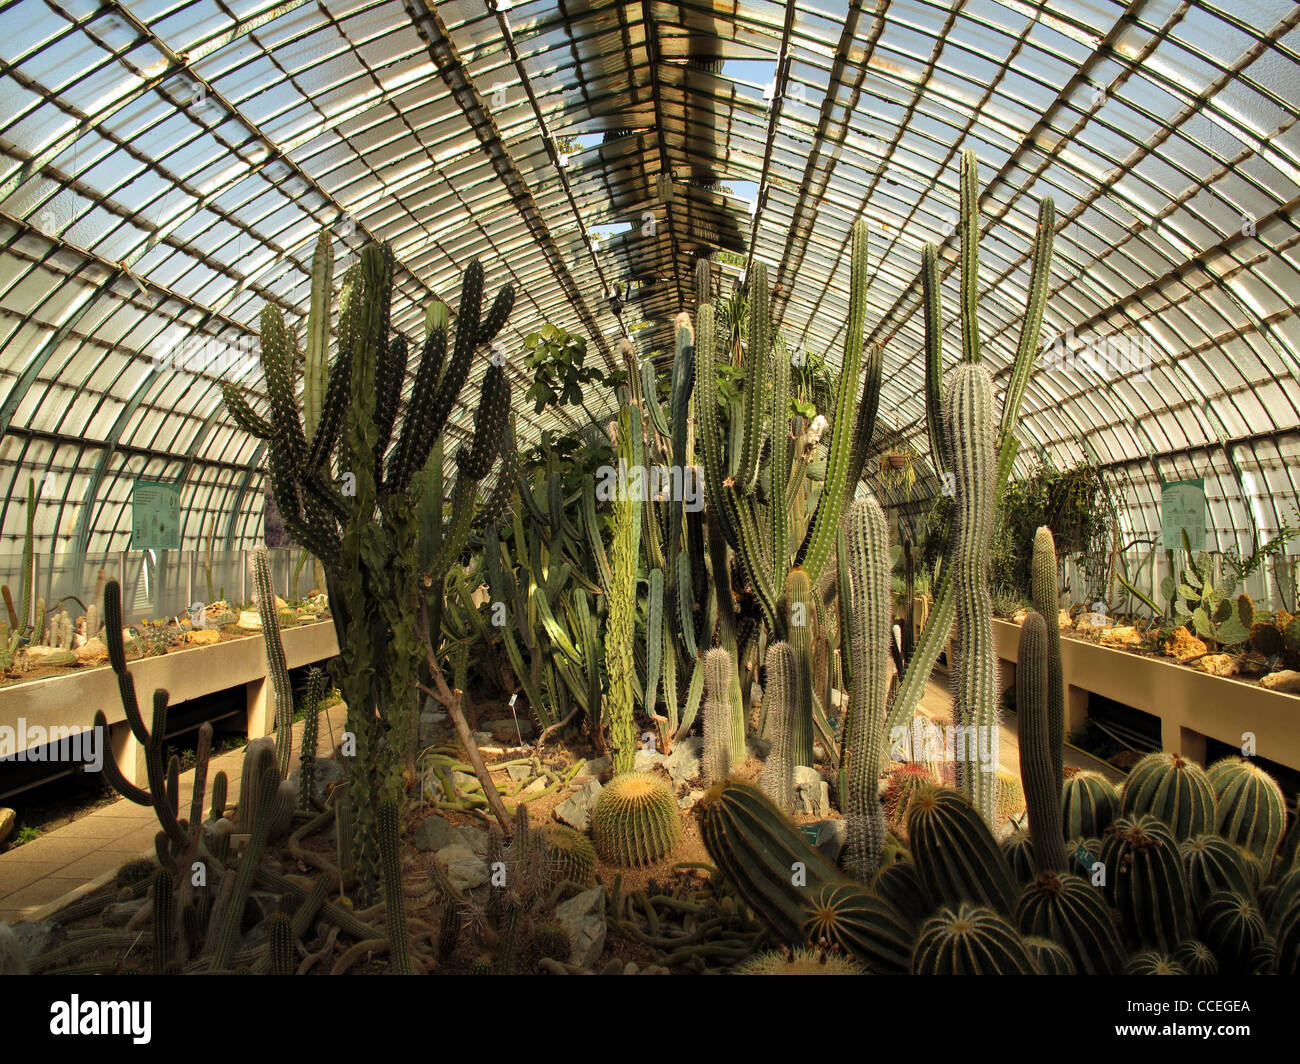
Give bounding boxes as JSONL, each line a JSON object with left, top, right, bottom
{"left": 0, "top": 620, "right": 339, "bottom": 787}
{"left": 992, "top": 617, "right": 1300, "bottom": 773}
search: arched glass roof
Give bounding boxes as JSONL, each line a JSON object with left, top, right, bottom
{"left": 1, "top": 0, "right": 1298, "bottom": 568}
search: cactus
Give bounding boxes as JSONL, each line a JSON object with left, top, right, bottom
{"left": 590, "top": 774, "right": 681, "bottom": 867}
{"left": 528, "top": 921, "right": 572, "bottom": 964}
{"left": 1017, "top": 612, "right": 1067, "bottom": 872}
{"left": 1206, "top": 757, "right": 1287, "bottom": 864}
{"left": 543, "top": 824, "right": 596, "bottom": 889}
{"left": 906, "top": 784, "right": 1019, "bottom": 917}
{"left": 1002, "top": 829, "right": 1038, "bottom": 885}
{"left": 1030, "top": 528, "right": 1065, "bottom": 784}
{"left": 781, "top": 568, "right": 816, "bottom": 767}
{"left": 377, "top": 797, "right": 412, "bottom": 975}
{"left": 944, "top": 362, "right": 1000, "bottom": 825}
{"left": 871, "top": 860, "right": 932, "bottom": 930}
{"left": 469, "top": 954, "right": 494, "bottom": 975}
{"left": 758, "top": 642, "right": 796, "bottom": 814}
{"left": 1062, "top": 770, "right": 1119, "bottom": 841}
{"left": 1015, "top": 871, "right": 1126, "bottom": 975}
{"left": 436, "top": 900, "right": 463, "bottom": 964}
{"left": 912, "top": 903, "right": 1038, "bottom": 974}
{"left": 298, "top": 667, "right": 325, "bottom": 810}
{"left": 1099, "top": 813, "right": 1194, "bottom": 951}
{"left": 882, "top": 763, "right": 938, "bottom": 838}
{"left": 1124, "top": 951, "right": 1186, "bottom": 975}
{"left": 1278, "top": 902, "right": 1300, "bottom": 976}
{"left": 210, "top": 747, "right": 279, "bottom": 969}
{"left": 606, "top": 407, "right": 640, "bottom": 775}
{"left": 151, "top": 867, "right": 173, "bottom": 973}
{"left": 1249, "top": 621, "right": 1285, "bottom": 657}
{"left": 735, "top": 948, "right": 865, "bottom": 975}
{"left": 1181, "top": 833, "right": 1257, "bottom": 906}
{"left": 1120, "top": 752, "right": 1216, "bottom": 841}
{"left": 86, "top": 603, "right": 100, "bottom": 640}
{"left": 1024, "top": 935, "right": 1076, "bottom": 975}
{"left": 268, "top": 911, "right": 294, "bottom": 976}
{"left": 800, "top": 880, "right": 915, "bottom": 975}
{"left": 1174, "top": 938, "right": 1219, "bottom": 975}
{"left": 251, "top": 549, "right": 294, "bottom": 780}
{"left": 210, "top": 771, "right": 228, "bottom": 822}
{"left": 1200, "top": 890, "right": 1269, "bottom": 975}
{"left": 702, "top": 648, "right": 733, "bottom": 785}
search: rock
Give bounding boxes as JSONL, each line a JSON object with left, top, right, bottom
{"left": 485, "top": 717, "right": 534, "bottom": 743}
{"left": 418, "top": 711, "right": 447, "bottom": 745}
{"left": 1010, "top": 608, "right": 1030, "bottom": 625}
{"left": 677, "top": 789, "right": 706, "bottom": 811}
{"left": 472, "top": 731, "right": 494, "bottom": 747}
{"left": 236, "top": 610, "right": 262, "bottom": 629}
{"left": 457, "top": 824, "right": 488, "bottom": 855}
{"left": 554, "top": 778, "right": 602, "bottom": 831}
{"left": 520, "top": 776, "right": 549, "bottom": 796}
{"left": 1164, "top": 625, "right": 1207, "bottom": 662}
{"left": 1058, "top": 609, "right": 1073, "bottom": 630}
{"left": 554, "top": 885, "right": 606, "bottom": 968}
{"left": 434, "top": 843, "right": 489, "bottom": 892}
{"left": 451, "top": 771, "right": 478, "bottom": 791}
{"left": 793, "top": 766, "right": 830, "bottom": 817}
{"left": 290, "top": 757, "right": 345, "bottom": 804}
{"left": 664, "top": 737, "right": 702, "bottom": 783}
{"left": 506, "top": 764, "right": 533, "bottom": 784}
{"left": 623, "top": 961, "right": 639, "bottom": 975}
{"left": 634, "top": 748, "right": 666, "bottom": 772}
{"left": 1194, "top": 654, "right": 1236, "bottom": 677}
{"left": 1261, "top": 669, "right": 1300, "bottom": 693}
{"left": 413, "top": 816, "right": 462, "bottom": 853}
{"left": 1099, "top": 625, "right": 1142, "bottom": 648}
{"left": 101, "top": 900, "right": 146, "bottom": 927}
{"left": 807, "top": 818, "right": 847, "bottom": 863}
{"left": 745, "top": 735, "right": 772, "bottom": 761}
{"left": 11, "top": 920, "right": 62, "bottom": 963}
{"left": 184, "top": 628, "right": 220, "bottom": 646}
{"left": 0, "top": 808, "right": 14, "bottom": 847}
{"left": 75, "top": 637, "right": 108, "bottom": 663}
{"left": 575, "top": 756, "right": 610, "bottom": 779}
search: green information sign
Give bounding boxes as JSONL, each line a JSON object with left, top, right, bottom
{"left": 131, "top": 480, "right": 181, "bottom": 550}
{"left": 1161, "top": 478, "right": 1206, "bottom": 552}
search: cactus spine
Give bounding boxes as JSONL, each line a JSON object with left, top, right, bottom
{"left": 1017, "top": 612, "right": 1067, "bottom": 872}
{"left": 591, "top": 774, "right": 680, "bottom": 867}
{"left": 945, "top": 361, "right": 1000, "bottom": 825}
{"left": 759, "top": 642, "right": 796, "bottom": 814}
{"left": 842, "top": 496, "right": 891, "bottom": 882}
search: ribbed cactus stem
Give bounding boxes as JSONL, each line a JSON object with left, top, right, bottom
{"left": 377, "top": 798, "right": 412, "bottom": 975}
{"left": 151, "top": 868, "right": 173, "bottom": 974}
{"left": 843, "top": 496, "right": 891, "bottom": 882}
{"left": 607, "top": 408, "right": 639, "bottom": 775}
{"left": 705, "top": 647, "right": 743, "bottom": 768}
{"left": 703, "top": 689, "right": 730, "bottom": 786}
{"left": 759, "top": 642, "right": 796, "bottom": 814}
{"left": 1030, "top": 527, "right": 1065, "bottom": 785}
{"left": 298, "top": 667, "right": 325, "bottom": 810}
{"left": 782, "top": 568, "right": 816, "bottom": 767}
{"left": 1016, "top": 612, "right": 1067, "bottom": 873}
{"left": 945, "top": 363, "right": 1000, "bottom": 826}
{"left": 252, "top": 548, "right": 293, "bottom": 780}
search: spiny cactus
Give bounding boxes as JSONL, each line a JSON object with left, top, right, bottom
{"left": 800, "top": 880, "right": 915, "bottom": 975}
{"left": 944, "top": 362, "right": 1000, "bottom": 826}
{"left": 1017, "top": 612, "right": 1067, "bottom": 872}
{"left": 606, "top": 406, "right": 640, "bottom": 775}
{"left": 1200, "top": 890, "right": 1269, "bottom": 975}
{"left": 1174, "top": 938, "right": 1219, "bottom": 975}
{"left": 906, "top": 784, "right": 1019, "bottom": 917}
{"left": 1024, "top": 934, "right": 1076, "bottom": 975}
{"left": 1099, "top": 813, "right": 1194, "bottom": 951}
{"left": 734, "top": 947, "right": 865, "bottom": 975}
{"left": 842, "top": 496, "right": 892, "bottom": 882}
{"left": 251, "top": 548, "right": 293, "bottom": 780}
{"left": 1015, "top": 870, "right": 1126, "bottom": 975}
{"left": 1120, "top": 751, "right": 1216, "bottom": 842}
{"left": 1206, "top": 757, "right": 1287, "bottom": 865}
{"left": 528, "top": 921, "right": 572, "bottom": 966}
{"left": 758, "top": 642, "right": 796, "bottom": 814}
{"left": 912, "top": 903, "right": 1038, "bottom": 974}
{"left": 1030, "top": 528, "right": 1065, "bottom": 784}
{"left": 703, "top": 647, "right": 733, "bottom": 786}
{"left": 151, "top": 867, "right": 173, "bottom": 974}
{"left": 995, "top": 769, "right": 1026, "bottom": 820}
{"left": 871, "top": 860, "right": 932, "bottom": 930}
{"left": 1124, "top": 950, "right": 1186, "bottom": 975}
{"left": 590, "top": 774, "right": 681, "bottom": 867}
{"left": 1181, "top": 833, "right": 1257, "bottom": 907}
{"left": 268, "top": 911, "right": 294, "bottom": 976}
{"left": 377, "top": 797, "right": 412, "bottom": 975}
{"left": 882, "top": 763, "right": 937, "bottom": 838}
{"left": 1062, "top": 770, "right": 1119, "bottom": 840}
{"left": 298, "top": 667, "right": 325, "bottom": 810}
{"left": 1002, "top": 829, "right": 1037, "bottom": 885}
{"left": 781, "top": 568, "right": 816, "bottom": 767}
{"left": 543, "top": 824, "right": 596, "bottom": 889}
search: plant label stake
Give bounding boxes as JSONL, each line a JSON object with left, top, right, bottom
{"left": 507, "top": 693, "right": 523, "bottom": 747}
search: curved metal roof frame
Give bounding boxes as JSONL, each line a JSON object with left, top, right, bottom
{"left": 0, "top": 0, "right": 1296, "bottom": 586}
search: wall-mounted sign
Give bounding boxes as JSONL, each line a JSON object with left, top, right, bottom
{"left": 131, "top": 480, "right": 181, "bottom": 550}
{"left": 1161, "top": 478, "right": 1206, "bottom": 552}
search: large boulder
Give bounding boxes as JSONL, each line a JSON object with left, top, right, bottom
{"left": 554, "top": 886, "right": 606, "bottom": 968}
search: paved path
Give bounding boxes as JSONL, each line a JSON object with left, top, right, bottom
{"left": 0, "top": 702, "right": 349, "bottom": 924}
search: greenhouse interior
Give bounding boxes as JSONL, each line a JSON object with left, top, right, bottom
{"left": 0, "top": 0, "right": 1298, "bottom": 985}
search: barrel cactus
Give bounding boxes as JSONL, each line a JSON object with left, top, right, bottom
{"left": 1199, "top": 890, "right": 1270, "bottom": 975}
{"left": 1015, "top": 870, "right": 1126, "bottom": 975}
{"left": 1124, "top": 950, "right": 1186, "bottom": 975}
{"left": 734, "top": 947, "right": 865, "bottom": 975}
{"left": 544, "top": 824, "right": 597, "bottom": 888}
{"left": 1180, "top": 833, "right": 1257, "bottom": 906}
{"left": 1173, "top": 938, "right": 1219, "bottom": 975}
{"left": 1099, "top": 813, "right": 1194, "bottom": 951}
{"left": 1206, "top": 757, "right": 1287, "bottom": 864}
{"left": 590, "top": 774, "right": 681, "bottom": 867}
{"left": 1062, "top": 770, "right": 1120, "bottom": 840}
{"left": 882, "top": 762, "right": 937, "bottom": 838}
{"left": 1119, "top": 752, "right": 1216, "bottom": 841}
{"left": 906, "top": 784, "right": 1019, "bottom": 917}
{"left": 911, "top": 903, "right": 1038, "bottom": 974}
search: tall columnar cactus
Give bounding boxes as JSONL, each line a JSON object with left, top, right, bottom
{"left": 1207, "top": 757, "right": 1287, "bottom": 864}
{"left": 704, "top": 647, "right": 744, "bottom": 767}
{"left": 945, "top": 362, "right": 1000, "bottom": 825}
{"left": 298, "top": 667, "right": 325, "bottom": 810}
{"left": 759, "top": 642, "right": 796, "bottom": 814}
{"left": 702, "top": 651, "right": 732, "bottom": 787}
{"left": 842, "top": 496, "right": 891, "bottom": 882}
{"left": 252, "top": 548, "right": 293, "bottom": 780}
{"left": 377, "top": 797, "right": 412, "bottom": 975}
{"left": 1030, "top": 528, "right": 1065, "bottom": 782}
{"left": 781, "top": 568, "right": 816, "bottom": 767}
{"left": 1016, "top": 612, "right": 1067, "bottom": 873}
{"left": 605, "top": 405, "right": 640, "bottom": 775}
{"left": 1120, "top": 752, "right": 1216, "bottom": 842}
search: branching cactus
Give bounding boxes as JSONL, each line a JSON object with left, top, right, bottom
{"left": 759, "top": 642, "right": 796, "bottom": 813}
{"left": 842, "top": 496, "right": 892, "bottom": 882}
{"left": 945, "top": 362, "right": 1000, "bottom": 825}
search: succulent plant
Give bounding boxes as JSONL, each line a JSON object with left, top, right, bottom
{"left": 734, "top": 947, "right": 865, "bottom": 975}
{"left": 1099, "top": 813, "right": 1194, "bottom": 951}
{"left": 906, "top": 784, "right": 1018, "bottom": 917}
{"left": 882, "top": 763, "right": 937, "bottom": 838}
{"left": 1024, "top": 934, "right": 1076, "bottom": 975}
{"left": 912, "top": 903, "right": 1038, "bottom": 974}
{"left": 1015, "top": 870, "right": 1126, "bottom": 975}
{"left": 758, "top": 642, "right": 796, "bottom": 814}
{"left": 1119, "top": 751, "right": 1216, "bottom": 842}
{"left": 1181, "top": 833, "right": 1257, "bottom": 907}
{"left": 1206, "top": 757, "right": 1287, "bottom": 865}
{"left": 1200, "top": 890, "right": 1270, "bottom": 975}
{"left": 1061, "top": 770, "right": 1120, "bottom": 841}
{"left": 1173, "top": 938, "right": 1218, "bottom": 975}
{"left": 1124, "top": 950, "right": 1186, "bottom": 975}
{"left": 544, "top": 824, "right": 597, "bottom": 888}
{"left": 590, "top": 774, "right": 681, "bottom": 867}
